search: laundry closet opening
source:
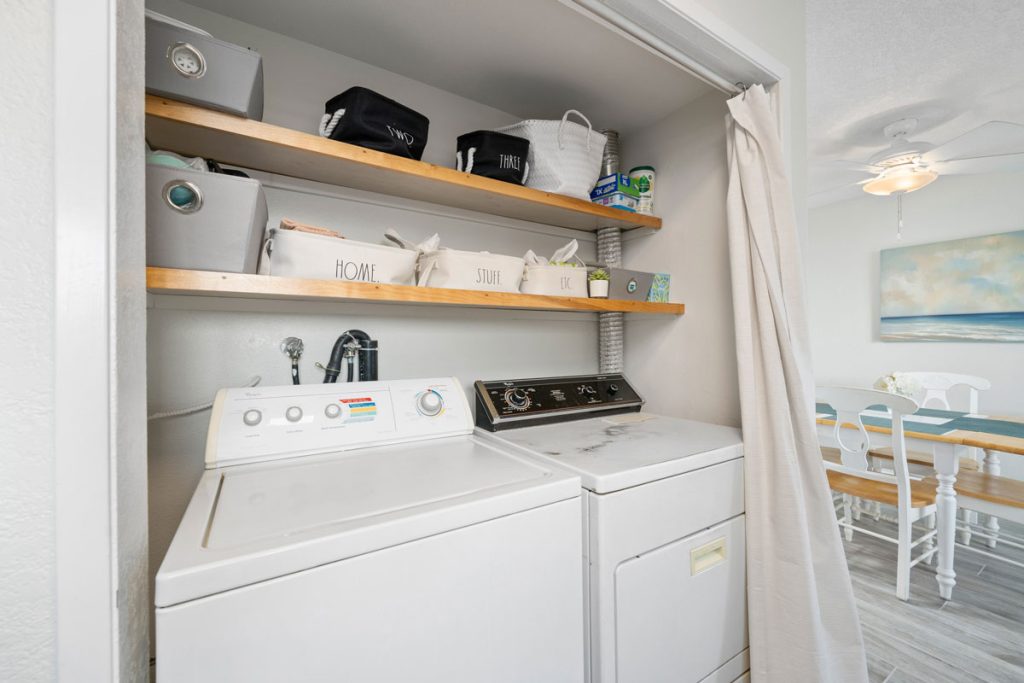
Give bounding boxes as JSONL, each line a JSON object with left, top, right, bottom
{"left": 144, "top": 0, "right": 737, "bottom": 659}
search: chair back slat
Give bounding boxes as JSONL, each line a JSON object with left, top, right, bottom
{"left": 898, "top": 372, "right": 990, "bottom": 414}
{"left": 817, "top": 387, "right": 920, "bottom": 515}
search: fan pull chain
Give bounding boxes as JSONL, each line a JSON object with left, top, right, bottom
{"left": 896, "top": 192, "right": 903, "bottom": 240}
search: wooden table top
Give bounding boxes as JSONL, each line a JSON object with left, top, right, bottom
{"left": 815, "top": 404, "right": 1024, "bottom": 456}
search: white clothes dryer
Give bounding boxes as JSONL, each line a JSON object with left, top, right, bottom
{"left": 155, "top": 377, "right": 584, "bottom": 682}
{"left": 477, "top": 374, "right": 749, "bottom": 683}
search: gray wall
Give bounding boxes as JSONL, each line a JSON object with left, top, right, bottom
{"left": 0, "top": 2, "right": 57, "bottom": 680}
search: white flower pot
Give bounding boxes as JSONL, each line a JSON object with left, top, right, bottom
{"left": 589, "top": 280, "right": 609, "bottom": 298}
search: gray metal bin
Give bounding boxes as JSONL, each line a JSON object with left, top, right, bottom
{"left": 146, "top": 164, "right": 268, "bottom": 274}
{"left": 145, "top": 13, "right": 264, "bottom": 119}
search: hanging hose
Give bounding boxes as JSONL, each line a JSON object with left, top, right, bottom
{"left": 324, "top": 329, "right": 377, "bottom": 383}
{"left": 148, "top": 375, "right": 262, "bottom": 420}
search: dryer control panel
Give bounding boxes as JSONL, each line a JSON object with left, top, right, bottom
{"left": 474, "top": 374, "right": 643, "bottom": 431}
{"left": 206, "top": 378, "right": 472, "bottom": 468}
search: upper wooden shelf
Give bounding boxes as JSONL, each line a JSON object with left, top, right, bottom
{"left": 147, "top": 268, "right": 685, "bottom": 315}
{"left": 145, "top": 96, "right": 662, "bottom": 233}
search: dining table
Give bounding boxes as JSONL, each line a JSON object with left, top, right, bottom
{"left": 815, "top": 403, "right": 1024, "bottom": 600}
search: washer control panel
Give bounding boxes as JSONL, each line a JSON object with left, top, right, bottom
{"left": 475, "top": 374, "right": 643, "bottom": 431}
{"left": 207, "top": 378, "right": 471, "bottom": 468}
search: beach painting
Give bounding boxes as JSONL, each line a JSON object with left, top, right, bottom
{"left": 879, "top": 230, "right": 1024, "bottom": 342}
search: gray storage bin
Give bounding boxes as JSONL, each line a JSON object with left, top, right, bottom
{"left": 146, "top": 164, "right": 268, "bottom": 274}
{"left": 145, "top": 11, "right": 264, "bottom": 119}
{"left": 608, "top": 268, "right": 655, "bottom": 301}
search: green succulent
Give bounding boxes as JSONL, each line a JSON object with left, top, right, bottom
{"left": 589, "top": 268, "right": 610, "bottom": 281}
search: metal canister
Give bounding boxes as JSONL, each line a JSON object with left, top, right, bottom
{"left": 599, "top": 129, "right": 620, "bottom": 177}
{"left": 628, "top": 166, "right": 656, "bottom": 215}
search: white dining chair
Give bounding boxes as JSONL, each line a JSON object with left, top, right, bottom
{"left": 871, "top": 372, "right": 998, "bottom": 548}
{"left": 818, "top": 387, "right": 938, "bottom": 601}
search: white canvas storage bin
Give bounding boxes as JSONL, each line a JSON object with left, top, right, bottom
{"left": 418, "top": 250, "right": 525, "bottom": 292}
{"left": 520, "top": 265, "right": 587, "bottom": 297}
{"left": 145, "top": 11, "right": 264, "bottom": 119}
{"left": 260, "top": 228, "right": 418, "bottom": 285}
{"left": 146, "top": 164, "right": 267, "bottom": 273}
{"left": 494, "top": 110, "right": 606, "bottom": 200}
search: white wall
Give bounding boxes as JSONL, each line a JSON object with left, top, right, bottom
{"left": 688, "top": 0, "right": 808, "bottom": 230}
{"left": 0, "top": 2, "right": 56, "bottom": 680}
{"left": 623, "top": 0, "right": 808, "bottom": 426}
{"left": 624, "top": 91, "right": 739, "bottom": 425}
{"left": 808, "top": 171, "right": 1024, "bottom": 477}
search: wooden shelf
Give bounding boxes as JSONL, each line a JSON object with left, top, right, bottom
{"left": 147, "top": 268, "right": 685, "bottom": 315}
{"left": 145, "top": 96, "right": 662, "bottom": 233}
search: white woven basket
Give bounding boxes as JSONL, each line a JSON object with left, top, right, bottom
{"left": 495, "top": 110, "right": 606, "bottom": 200}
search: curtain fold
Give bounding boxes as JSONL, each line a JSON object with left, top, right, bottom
{"left": 725, "top": 84, "right": 868, "bottom": 683}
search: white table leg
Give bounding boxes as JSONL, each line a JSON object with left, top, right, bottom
{"left": 932, "top": 443, "right": 960, "bottom": 601}
{"left": 982, "top": 449, "right": 1001, "bottom": 548}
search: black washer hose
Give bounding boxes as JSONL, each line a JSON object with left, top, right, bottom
{"left": 324, "top": 329, "right": 377, "bottom": 383}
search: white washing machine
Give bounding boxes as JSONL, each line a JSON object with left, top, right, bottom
{"left": 476, "top": 374, "right": 749, "bottom": 683}
{"left": 155, "top": 377, "right": 584, "bottom": 682}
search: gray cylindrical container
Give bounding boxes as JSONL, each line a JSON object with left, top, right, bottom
{"left": 599, "top": 129, "right": 620, "bottom": 177}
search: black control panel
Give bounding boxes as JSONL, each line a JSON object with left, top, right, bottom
{"left": 474, "top": 374, "right": 643, "bottom": 431}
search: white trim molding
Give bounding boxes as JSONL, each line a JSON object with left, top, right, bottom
{"left": 54, "top": 0, "right": 149, "bottom": 679}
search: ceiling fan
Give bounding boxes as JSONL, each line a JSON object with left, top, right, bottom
{"left": 816, "top": 118, "right": 1024, "bottom": 237}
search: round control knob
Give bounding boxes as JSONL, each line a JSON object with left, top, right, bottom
{"left": 242, "top": 409, "right": 262, "bottom": 427}
{"left": 417, "top": 390, "right": 444, "bottom": 416}
{"left": 583, "top": 385, "right": 597, "bottom": 396}
{"left": 285, "top": 406, "right": 303, "bottom": 423}
{"left": 324, "top": 403, "right": 342, "bottom": 419}
{"left": 504, "top": 388, "right": 531, "bottom": 410}
{"left": 608, "top": 383, "right": 620, "bottom": 395}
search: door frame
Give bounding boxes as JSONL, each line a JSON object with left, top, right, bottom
{"left": 54, "top": 0, "right": 147, "bottom": 680}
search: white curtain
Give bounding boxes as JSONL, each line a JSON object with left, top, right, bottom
{"left": 725, "top": 85, "right": 868, "bottom": 682}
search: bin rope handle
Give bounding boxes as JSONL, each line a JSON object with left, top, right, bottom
{"left": 318, "top": 108, "right": 347, "bottom": 138}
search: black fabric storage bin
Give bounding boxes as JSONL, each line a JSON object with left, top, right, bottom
{"left": 456, "top": 130, "right": 530, "bottom": 185}
{"left": 319, "top": 87, "right": 429, "bottom": 160}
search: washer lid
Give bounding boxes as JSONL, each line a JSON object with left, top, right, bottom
{"left": 485, "top": 414, "right": 743, "bottom": 493}
{"left": 156, "top": 435, "right": 579, "bottom": 607}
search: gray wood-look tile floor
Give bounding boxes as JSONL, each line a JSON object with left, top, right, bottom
{"left": 843, "top": 515, "right": 1024, "bottom": 682}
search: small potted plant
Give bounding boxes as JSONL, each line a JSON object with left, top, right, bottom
{"left": 588, "top": 268, "right": 610, "bottom": 298}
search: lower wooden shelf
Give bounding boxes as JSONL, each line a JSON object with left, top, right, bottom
{"left": 146, "top": 268, "right": 685, "bottom": 315}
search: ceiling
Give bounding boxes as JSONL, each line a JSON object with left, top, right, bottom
{"left": 184, "top": 0, "right": 712, "bottom": 133}
{"left": 807, "top": 0, "right": 1024, "bottom": 206}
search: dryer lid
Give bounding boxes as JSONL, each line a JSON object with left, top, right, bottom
{"left": 155, "top": 435, "right": 579, "bottom": 607}
{"left": 486, "top": 414, "right": 743, "bottom": 493}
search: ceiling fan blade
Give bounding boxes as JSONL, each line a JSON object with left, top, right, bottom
{"left": 923, "top": 121, "right": 1024, "bottom": 164}
{"left": 932, "top": 152, "right": 1024, "bottom": 176}
{"left": 808, "top": 183, "right": 864, "bottom": 208}
{"left": 820, "top": 159, "right": 885, "bottom": 174}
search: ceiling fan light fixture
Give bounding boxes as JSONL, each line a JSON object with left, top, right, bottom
{"left": 862, "top": 165, "right": 938, "bottom": 196}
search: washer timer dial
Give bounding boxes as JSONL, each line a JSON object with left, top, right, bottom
{"left": 416, "top": 390, "right": 444, "bottom": 417}
{"left": 504, "top": 388, "right": 532, "bottom": 411}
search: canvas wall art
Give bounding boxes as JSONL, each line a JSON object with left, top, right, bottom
{"left": 879, "top": 229, "right": 1024, "bottom": 342}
